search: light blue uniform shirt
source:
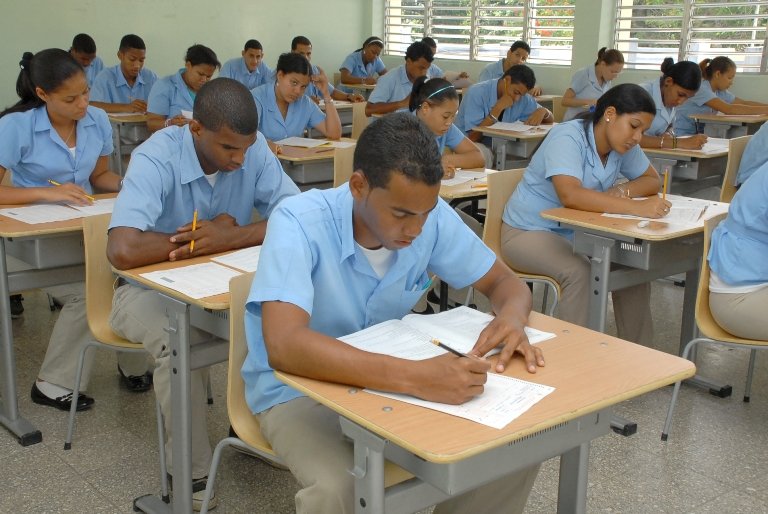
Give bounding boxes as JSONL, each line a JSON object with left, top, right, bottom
{"left": 109, "top": 125, "right": 299, "bottom": 234}
{"left": 427, "top": 63, "right": 444, "bottom": 78}
{"left": 147, "top": 69, "right": 194, "bottom": 118}
{"left": 436, "top": 124, "right": 466, "bottom": 153}
{"left": 90, "top": 65, "right": 158, "bottom": 104}
{"left": 502, "top": 120, "right": 650, "bottom": 238}
{"left": 368, "top": 65, "right": 414, "bottom": 111}
{"left": 563, "top": 66, "right": 612, "bottom": 122}
{"left": 241, "top": 185, "right": 496, "bottom": 413}
{"left": 736, "top": 122, "right": 768, "bottom": 186}
{"left": 454, "top": 79, "right": 541, "bottom": 136}
{"left": 83, "top": 56, "right": 104, "bottom": 87}
{"left": 478, "top": 58, "right": 504, "bottom": 83}
{"left": 709, "top": 163, "right": 768, "bottom": 286}
{"left": 338, "top": 50, "right": 387, "bottom": 94}
{"left": 674, "top": 79, "right": 736, "bottom": 135}
{"left": 0, "top": 105, "right": 112, "bottom": 193}
{"left": 252, "top": 82, "right": 326, "bottom": 141}
{"left": 305, "top": 64, "right": 336, "bottom": 100}
{"left": 639, "top": 79, "right": 677, "bottom": 136}
{"left": 220, "top": 57, "right": 272, "bottom": 91}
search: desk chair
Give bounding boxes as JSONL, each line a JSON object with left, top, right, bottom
{"left": 551, "top": 96, "right": 566, "bottom": 123}
{"left": 351, "top": 101, "right": 369, "bottom": 139}
{"left": 200, "top": 273, "right": 412, "bottom": 513}
{"left": 661, "top": 213, "right": 768, "bottom": 441}
{"left": 332, "top": 145, "right": 355, "bottom": 187}
{"left": 66, "top": 214, "right": 169, "bottom": 499}
{"left": 483, "top": 168, "right": 560, "bottom": 316}
{"left": 719, "top": 135, "right": 751, "bottom": 203}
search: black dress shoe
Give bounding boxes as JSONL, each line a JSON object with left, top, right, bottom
{"left": 118, "top": 365, "right": 152, "bottom": 393}
{"left": 30, "top": 383, "right": 94, "bottom": 412}
{"left": 10, "top": 294, "right": 24, "bottom": 319}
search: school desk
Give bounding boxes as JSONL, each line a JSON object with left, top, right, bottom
{"left": 541, "top": 202, "right": 732, "bottom": 397}
{"left": 472, "top": 125, "right": 550, "bottom": 170}
{"left": 643, "top": 145, "right": 728, "bottom": 195}
{"left": 107, "top": 114, "right": 150, "bottom": 176}
{"left": 276, "top": 311, "right": 695, "bottom": 514}
{"left": 0, "top": 194, "right": 116, "bottom": 446}
{"left": 278, "top": 139, "right": 356, "bottom": 189}
{"left": 690, "top": 113, "right": 768, "bottom": 139}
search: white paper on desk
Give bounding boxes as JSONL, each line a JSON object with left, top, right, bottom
{"left": 601, "top": 195, "right": 714, "bottom": 226}
{"left": 488, "top": 121, "right": 553, "bottom": 133}
{"left": 698, "top": 137, "right": 729, "bottom": 154}
{"left": 108, "top": 112, "right": 138, "bottom": 118}
{"left": 0, "top": 204, "right": 83, "bottom": 224}
{"left": 67, "top": 198, "right": 116, "bottom": 216}
{"left": 181, "top": 110, "right": 193, "bottom": 120}
{"left": 140, "top": 262, "right": 241, "bottom": 299}
{"left": 275, "top": 136, "right": 328, "bottom": 148}
{"left": 368, "top": 374, "right": 555, "bottom": 429}
{"left": 441, "top": 169, "right": 488, "bottom": 186}
{"left": 319, "top": 100, "right": 351, "bottom": 107}
{"left": 321, "top": 140, "right": 356, "bottom": 149}
{"left": 211, "top": 246, "right": 262, "bottom": 272}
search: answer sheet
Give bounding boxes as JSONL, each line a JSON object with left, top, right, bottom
{"left": 0, "top": 204, "right": 84, "bottom": 224}
{"left": 441, "top": 169, "right": 489, "bottom": 187}
{"left": 211, "top": 246, "right": 262, "bottom": 272}
{"left": 67, "top": 198, "right": 116, "bottom": 216}
{"left": 140, "top": 262, "right": 241, "bottom": 299}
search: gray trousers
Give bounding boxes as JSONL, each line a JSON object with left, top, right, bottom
{"left": 109, "top": 284, "right": 213, "bottom": 478}
{"left": 258, "top": 396, "right": 540, "bottom": 514}
{"left": 38, "top": 283, "right": 148, "bottom": 390}
{"left": 501, "top": 224, "right": 653, "bottom": 345}
{"left": 710, "top": 287, "right": 768, "bottom": 341}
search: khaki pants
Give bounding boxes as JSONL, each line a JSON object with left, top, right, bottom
{"left": 38, "top": 283, "right": 148, "bottom": 389}
{"left": 109, "top": 284, "right": 213, "bottom": 478}
{"left": 501, "top": 224, "right": 653, "bottom": 345}
{"left": 258, "top": 396, "right": 540, "bottom": 514}
{"left": 710, "top": 288, "right": 768, "bottom": 340}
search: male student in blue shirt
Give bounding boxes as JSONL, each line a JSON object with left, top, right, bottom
{"left": 291, "top": 36, "right": 364, "bottom": 103}
{"left": 107, "top": 77, "right": 299, "bottom": 510}
{"left": 365, "top": 41, "right": 434, "bottom": 116}
{"left": 90, "top": 34, "right": 158, "bottom": 113}
{"left": 242, "top": 113, "right": 545, "bottom": 514}
{"left": 220, "top": 39, "right": 273, "bottom": 91}
{"left": 69, "top": 33, "right": 103, "bottom": 87}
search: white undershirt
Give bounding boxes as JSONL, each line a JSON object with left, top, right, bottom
{"left": 203, "top": 171, "right": 219, "bottom": 187}
{"left": 358, "top": 244, "right": 395, "bottom": 279}
{"left": 68, "top": 146, "right": 76, "bottom": 158}
{"left": 709, "top": 270, "right": 768, "bottom": 294}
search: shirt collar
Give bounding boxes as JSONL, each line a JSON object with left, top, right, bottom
{"left": 179, "top": 126, "right": 207, "bottom": 184}
{"left": 337, "top": 185, "right": 357, "bottom": 262}
{"left": 587, "top": 65, "right": 599, "bottom": 87}
{"left": 33, "top": 105, "right": 95, "bottom": 134}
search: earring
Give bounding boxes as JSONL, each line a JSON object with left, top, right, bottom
{"left": 605, "top": 117, "right": 611, "bottom": 123}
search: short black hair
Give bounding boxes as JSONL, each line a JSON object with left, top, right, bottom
{"left": 185, "top": 44, "right": 220, "bottom": 69}
{"left": 405, "top": 41, "right": 434, "bottom": 63}
{"left": 660, "top": 58, "right": 701, "bottom": 91}
{"left": 421, "top": 36, "right": 437, "bottom": 49}
{"left": 193, "top": 78, "right": 258, "bottom": 135}
{"left": 291, "top": 36, "right": 312, "bottom": 50}
{"left": 119, "top": 34, "right": 146, "bottom": 53}
{"left": 502, "top": 64, "right": 536, "bottom": 90}
{"left": 354, "top": 113, "right": 443, "bottom": 189}
{"left": 71, "top": 33, "right": 97, "bottom": 54}
{"left": 275, "top": 52, "right": 312, "bottom": 76}
{"left": 510, "top": 41, "right": 531, "bottom": 54}
{"left": 244, "top": 39, "right": 263, "bottom": 51}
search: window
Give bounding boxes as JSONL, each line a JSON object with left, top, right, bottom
{"left": 614, "top": 0, "right": 768, "bottom": 73}
{"left": 384, "top": 0, "right": 575, "bottom": 65}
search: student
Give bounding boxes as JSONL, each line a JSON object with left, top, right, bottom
{"left": 365, "top": 41, "right": 434, "bottom": 116}
{"left": 291, "top": 36, "right": 364, "bottom": 103}
{"left": 338, "top": 36, "right": 387, "bottom": 89}
{"left": 242, "top": 113, "right": 544, "bottom": 514}
{"left": 638, "top": 58, "right": 707, "bottom": 150}
{"left": 500, "top": 83, "right": 670, "bottom": 344}
{"left": 675, "top": 56, "right": 768, "bottom": 135}
{"left": 69, "top": 33, "right": 103, "bottom": 87}
{"left": 409, "top": 76, "right": 484, "bottom": 178}
{"left": 561, "top": 47, "right": 624, "bottom": 121}
{"left": 708, "top": 163, "right": 768, "bottom": 341}
{"left": 107, "top": 78, "right": 300, "bottom": 510}
{"left": 421, "top": 36, "right": 471, "bottom": 88}
{"left": 0, "top": 49, "right": 151, "bottom": 410}
{"left": 478, "top": 41, "right": 541, "bottom": 96}
{"left": 220, "top": 39, "right": 273, "bottom": 91}
{"left": 146, "top": 44, "right": 220, "bottom": 133}
{"left": 454, "top": 64, "right": 552, "bottom": 150}
{"left": 251, "top": 52, "right": 341, "bottom": 153}
{"left": 736, "top": 122, "right": 768, "bottom": 186}
{"left": 90, "top": 34, "right": 158, "bottom": 113}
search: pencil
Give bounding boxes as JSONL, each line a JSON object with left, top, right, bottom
{"left": 471, "top": 183, "right": 488, "bottom": 189}
{"left": 314, "top": 147, "right": 334, "bottom": 154}
{"left": 431, "top": 338, "right": 466, "bottom": 358}
{"left": 190, "top": 209, "right": 198, "bottom": 252}
{"left": 662, "top": 171, "right": 669, "bottom": 201}
{"left": 47, "top": 179, "right": 95, "bottom": 201}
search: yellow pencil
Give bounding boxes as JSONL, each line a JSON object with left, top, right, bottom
{"left": 190, "top": 209, "right": 198, "bottom": 252}
{"left": 47, "top": 179, "right": 95, "bottom": 201}
{"left": 662, "top": 170, "right": 669, "bottom": 201}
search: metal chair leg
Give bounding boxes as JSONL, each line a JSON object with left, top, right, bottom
{"left": 744, "top": 349, "right": 757, "bottom": 403}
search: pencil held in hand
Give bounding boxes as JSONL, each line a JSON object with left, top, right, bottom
{"left": 431, "top": 338, "right": 466, "bottom": 358}
{"left": 190, "top": 210, "right": 198, "bottom": 252}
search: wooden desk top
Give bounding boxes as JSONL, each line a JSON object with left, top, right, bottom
{"left": 107, "top": 113, "right": 149, "bottom": 124}
{"left": 439, "top": 169, "right": 489, "bottom": 201}
{"left": 340, "top": 83, "right": 376, "bottom": 91}
{"left": 690, "top": 113, "right": 768, "bottom": 124}
{"left": 319, "top": 101, "right": 354, "bottom": 111}
{"left": 541, "top": 201, "right": 729, "bottom": 241}
{"left": 0, "top": 193, "right": 117, "bottom": 238}
{"left": 277, "top": 311, "right": 695, "bottom": 463}
{"left": 473, "top": 125, "right": 552, "bottom": 141}
{"left": 278, "top": 139, "right": 356, "bottom": 163}
{"left": 643, "top": 146, "right": 728, "bottom": 159}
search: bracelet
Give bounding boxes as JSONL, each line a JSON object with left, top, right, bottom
{"left": 164, "top": 118, "right": 171, "bottom": 128}
{"left": 488, "top": 113, "right": 499, "bottom": 123}
{"left": 659, "top": 134, "right": 665, "bottom": 148}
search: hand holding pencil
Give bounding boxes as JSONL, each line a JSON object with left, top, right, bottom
{"left": 46, "top": 179, "right": 94, "bottom": 205}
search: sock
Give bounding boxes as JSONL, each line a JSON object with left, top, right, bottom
{"left": 36, "top": 380, "right": 74, "bottom": 399}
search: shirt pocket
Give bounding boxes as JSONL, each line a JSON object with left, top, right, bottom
{"left": 399, "top": 271, "right": 432, "bottom": 312}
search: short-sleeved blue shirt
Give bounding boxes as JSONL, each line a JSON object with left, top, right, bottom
{"left": 454, "top": 79, "right": 541, "bottom": 135}
{"left": 84, "top": 56, "right": 104, "bottom": 87}
{"left": 563, "top": 66, "right": 612, "bottom": 122}
{"left": 674, "top": 79, "right": 736, "bottom": 135}
{"left": 147, "top": 69, "right": 194, "bottom": 118}
{"left": 241, "top": 185, "right": 496, "bottom": 413}
{"left": 220, "top": 57, "right": 273, "bottom": 91}
{"left": 338, "top": 50, "right": 387, "bottom": 94}
{"left": 736, "top": 122, "right": 768, "bottom": 186}
{"left": 304, "top": 64, "right": 336, "bottom": 100}
{"left": 639, "top": 79, "right": 677, "bottom": 136}
{"left": 109, "top": 125, "right": 299, "bottom": 234}
{"left": 0, "top": 105, "right": 113, "bottom": 193}
{"left": 478, "top": 59, "right": 504, "bottom": 83}
{"left": 368, "top": 65, "right": 413, "bottom": 111}
{"left": 90, "top": 65, "right": 158, "bottom": 104}
{"left": 427, "top": 63, "right": 444, "bottom": 78}
{"left": 251, "top": 82, "right": 326, "bottom": 141}
{"left": 502, "top": 120, "right": 650, "bottom": 238}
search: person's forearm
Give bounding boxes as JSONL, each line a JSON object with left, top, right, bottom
{"left": 90, "top": 170, "right": 121, "bottom": 193}
{"left": 444, "top": 150, "right": 484, "bottom": 170}
{"left": 321, "top": 98, "right": 342, "bottom": 140}
{"left": 226, "top": 220, "right": 268, "bottom": 249}
{"left": 365, "top": 100, "right": 405, "bottom": 116}
{"left": 560, "top": 96, "right": 595, "bottom": 108}
{"left": 107, "top": 227, "right": 180, "bottom": 270}
{"left": 146, "top": 114, "right": 166, "bottom": 133}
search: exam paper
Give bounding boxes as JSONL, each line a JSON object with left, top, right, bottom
{"left": 441, "top": 169, "right": 489, "bottom": 187}
{"left": 181, "top": 110, "right": 193, "bottom": 119}
{"left": 211, "top": 246, "right": 262, "bottom": 272}
{"left": 140, "top": 262, "right": 241, "bottom": 299}
{"left": 0, "top": 204, "right": 84, "bottom": 224}
{"left": 697, "top": 137, "right": 729, "bottom": 154}
{"left": 67, "top": 198, "right": 116, "bottom": 216}
{"left": 601, "top": 194, "right": 714, "bottom": 226}
{"left": 275, "top": 137, "right": 328, "bottom": 148}
{"left": 489, "top": 121, "right": 553, "bottom": 133}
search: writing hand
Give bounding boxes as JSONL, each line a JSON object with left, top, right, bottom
{"left": 349, "top": 93, "right": 365, "bottom": 103}
{"left": 168, "top": 213, "right": 239, "bottom": 260}
{"left": 470, "top": 316, "right": 545, "bottom": 373}
{"left": 525, "top": 109, "right": 548, "bottom": 126}
{"left": 630, "top": 196, "right": 672, "bottom": 219}
{"left": 411, "top": 353, "right": 491, "bottom": 404}
{"left": 44, "top": 182, "right": 93, "bottom": 206}
{"left": 679, "top": 134, "right": 708, "bottom": 150}
{"left": 531, "top": 86, "right": 543, "bottom": 97}
{"left": 129, "top": 99, "right": 147, "bottom": 113}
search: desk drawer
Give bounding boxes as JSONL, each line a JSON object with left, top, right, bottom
{"left": 280, "top": 160, "right": 333, "bottom": 185}
{"left": 574, "top": 232, "right": 702, "bottom": 271}
{"left": 6, "top": 233, "right": 84, "bottom": 269}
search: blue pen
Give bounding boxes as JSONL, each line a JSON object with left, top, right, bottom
{"left": 422, "top": 274, "right": 436, "bottom": 291}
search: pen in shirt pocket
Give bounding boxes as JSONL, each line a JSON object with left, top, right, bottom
{"left": 421, "top": 274, "right": 436, "bottom": 291}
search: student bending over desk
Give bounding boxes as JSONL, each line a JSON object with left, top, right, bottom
{"left": 0, "top": 49, "right": 150, "bottom": 410}
{"left": 69, "top": 33, "right": 103, "bottom": 87}
{"left": 291, "top": 36, "right": 364, "bottom": 103}
{"left": 478, "top": 40, "right": 542, "bottom": 96}
{"left": 107, "top": 78, "right": 299, "bottom": 509}
{"left": 220, "top": 39, "right": 273, "bottom": 91}
{"left": 242, "top": 113, "right": 544, "bottom": 514}
{"left": 501, "top": 84, "right": 670, "bottom": 345}
{"left": 338, "top": 36, "right": 387, "bottom": 91}
{"left": 736, "top": 123, "right": 768, "bottom": 186}
{"left": 708, "top": 163, "right": 768, "bottom": 341}
{"left": 365, "top": 41, "right": 433, "bottom": 116}
{"left": 561, "top": 47, "right": 624, "bottom": 122}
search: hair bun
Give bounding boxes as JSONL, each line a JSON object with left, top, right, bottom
{"left": 19, "top": 51, "right": 33, "bottom": 70}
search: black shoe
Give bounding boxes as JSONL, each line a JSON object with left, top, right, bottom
{"left": 30, "top": 383, "right": 94, "bottom": 412}
{"left": 10, "top": 294, "right": 23, "bottom": 319}
{"left": 118, "top": 365, "right": 152, "bottom": 393}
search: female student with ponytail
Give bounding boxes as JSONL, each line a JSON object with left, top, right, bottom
{"left": 338, "top": 36, "right": 388, "bottom": 87}
{"left": 639, "top": 58, "right": 708, "bottom": 150}
{"left": 675, "top": 56, "right": 768, "bottom": 135}
{"left": 0, "top": 49, "right": 150, "bottom": 410}
{"left": 409, "top": 76, "right": 484, "bottom": 178}
{"left": 500, "top": 84, "right": 671, "bottom": 344}
{"left": 561, "top": 47, "right": 625, "bottom": 121}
